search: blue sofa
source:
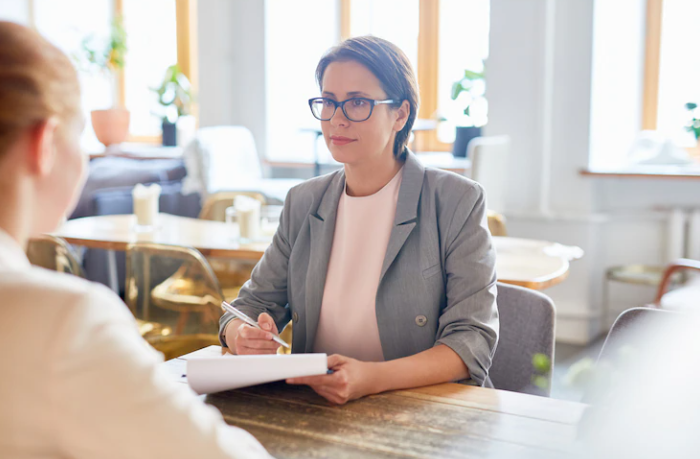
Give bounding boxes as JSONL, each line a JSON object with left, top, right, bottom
{"left": 71, "top": 157, "right": 202, "bottom": 293}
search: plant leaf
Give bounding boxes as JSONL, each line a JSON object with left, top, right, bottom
{"left": 451, "top": 81, "right": 463, "bottom": 100}
{"left": 532, "top": 353, "right": 551, "bottom": 373}
{"left": 463, "top": 69, "right": 485, "bottom": 81}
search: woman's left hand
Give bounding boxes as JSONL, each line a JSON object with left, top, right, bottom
{"left": 286, "top": 354, "right": 379, "bottom": 405}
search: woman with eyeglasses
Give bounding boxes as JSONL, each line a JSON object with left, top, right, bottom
{"left": 221, "top": 36, "right": 498, "bottom": 405}
{"left": 0, "top": 21, "right": 271, "bottom": 458}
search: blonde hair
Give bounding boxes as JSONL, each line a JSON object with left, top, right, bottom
{"left": 0, "top": 21, "right": 81, "bottom": 155}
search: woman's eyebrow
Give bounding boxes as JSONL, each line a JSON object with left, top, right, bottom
{"left": 347, "top": 91, "right": 371, "bottom": 97}
{"left": 322, "top": 91, "right": 372, "bottom": 98}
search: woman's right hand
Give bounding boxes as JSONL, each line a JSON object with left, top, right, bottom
{"left": 226, "top": 313, "right": 280, "bottom": 355}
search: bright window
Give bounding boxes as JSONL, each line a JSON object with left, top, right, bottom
{"left": 436, "top": 0, "right": 490, "bottom": 143}
{"left": 265, "top": 0, "right": 339, "bottom": 162}
{"left": 123, "top": 0, "right": 178, "bottom": 138}
{"left": 344, "top": 0, "right": 490, "bottom": 151}
{"left": 264, "top": 0, "right": 493, "bottom": 160}
{"left": 6, "top": 0, "right": 189, "bottom": 150}
{"left": 656, "top": 0, "right": 700, "bottom": 147}
{"left": 349, "top": 0, "right": 420, "bottom": 73}
{"left": 0, "top": 0, "right": 30, "bottom": 24}
{"left": 33, "top": 0, "right": 113, "bottom": 152}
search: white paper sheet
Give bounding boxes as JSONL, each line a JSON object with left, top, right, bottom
{"left": 186, "top": 347, "right": 328, "bottom": 395}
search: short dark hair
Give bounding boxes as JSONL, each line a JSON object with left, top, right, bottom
{"left": 315, "top": 36, "right": 419, "bottom": 159}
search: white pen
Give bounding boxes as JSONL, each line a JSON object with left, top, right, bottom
{"left": 221, "top": 300, "right": 291, "bottom": 349}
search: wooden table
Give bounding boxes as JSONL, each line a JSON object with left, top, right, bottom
{"left": 494, "top": 236, "right": 583, "bottom": 290}
{"left": 163, "top": 354, "right": 586, "bottom": 459}
{"left": 55, "top": 214, "right": 582, "bottom": 290}
{"left": 55, "top": 213, "right": 269, "bottom": 261}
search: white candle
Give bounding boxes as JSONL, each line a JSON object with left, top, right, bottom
{"left": 234, "top": 196, "right": 261, "bottom": 241}
{"left": 132, "top": 183, "right": 161, "bottom": 227}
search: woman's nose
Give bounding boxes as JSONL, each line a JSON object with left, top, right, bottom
{"left": 330, "top": 106, "right": 350, "bottom": 127}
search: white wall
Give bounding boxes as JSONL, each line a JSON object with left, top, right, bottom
{"left": 488, "top": 0, "right": 700, "bottom": 344}
{"left": 197, "top": 0, "right": 267, "bottom": 157}
{"left": 588, "top": 0, "right": 646, "bottom": 170}
{"left": 486, "top": 0, "right": 547, "bottom": 214}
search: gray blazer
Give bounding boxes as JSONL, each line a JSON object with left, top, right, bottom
{"left": 220, "top": 151, "right": 499, "bottom": 385}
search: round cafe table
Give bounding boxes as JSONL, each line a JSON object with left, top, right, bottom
{"left": 54, "top": 213, "right": 583, "bottom": 291}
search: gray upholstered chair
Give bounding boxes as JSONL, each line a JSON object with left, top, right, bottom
{"left": 489, "top": 282, "right": 556, "bottom": 396}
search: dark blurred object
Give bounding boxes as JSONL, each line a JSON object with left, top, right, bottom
{"left": 452, "top": 126, "right": 481, "bottom": 157}
{"left": 162, "top": 120, "right": 177, "bottom": 146}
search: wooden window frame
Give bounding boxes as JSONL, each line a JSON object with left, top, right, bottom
{"left": 340, "top": 0, "right": 351, "bottom": 41}
{"left": 416, "top": 0, "right": 450, "bottom": 152}
{"left": 121, "top": 0, "right": 199, "bottom": 144}
{"left": 340, "top": 0, "right": 452, "bottom": 152}
{"left": 642, "top": 0, "right": 663, "bottom": 131}
{"left": 640, "top": 1, "right": 699, "bottom": 156}
{"left": 27, "top": 0, "right": 36, "bottom": 28}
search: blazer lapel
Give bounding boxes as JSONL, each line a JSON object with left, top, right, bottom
{"left": 304, "top": 171, "right": 345, "bottom": 352}
{"left": 379, "top": 151, "right": 426, "bottom": 283}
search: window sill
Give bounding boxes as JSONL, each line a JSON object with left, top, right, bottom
{"left": 580, "top": 163, "right": 700, "bottom": 180}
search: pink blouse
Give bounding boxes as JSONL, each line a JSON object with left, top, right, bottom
{"left": 312, "top": 168, "right": 403, "bottom": 361}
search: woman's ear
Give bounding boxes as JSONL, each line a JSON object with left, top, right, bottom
{"left": 27, "top": 118, "right": 59, "bottom": 177}
{"left": 393, "top": 100, "right": 411, "bottom": 132}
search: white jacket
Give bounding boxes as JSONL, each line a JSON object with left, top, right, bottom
{"left": 0, "top": 229, "right": 272, "bottom": 459}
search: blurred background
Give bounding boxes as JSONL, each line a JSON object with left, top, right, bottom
{"left": 3, "top": 0, "right": 700, "bottom": 402}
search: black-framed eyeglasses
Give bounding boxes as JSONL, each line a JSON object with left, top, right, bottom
{"left": 308, "top": 97, "right": 395, "bottom": 122}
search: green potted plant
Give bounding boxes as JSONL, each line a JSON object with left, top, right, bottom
{"left": 685, "top": 102, "right": 700, "bottom": 159}
{"left": 530, "top": 353, "right": 552, "bottom": 396}
{"left": 79, "top": 16, "right": 129, "bottom": 147}
{"left": 450, "top": 63, "right": 487, "bottom": 157}
{"left": 151, "top": 64, "right": 193, "bottom": 147}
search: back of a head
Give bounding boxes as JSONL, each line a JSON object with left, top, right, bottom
{"left": 0, "top": 21, "right": 81, "bottom": 157}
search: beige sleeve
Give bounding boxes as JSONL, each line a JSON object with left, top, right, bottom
{"left": 49, "top": 283, "right": 272, "bottom": 459}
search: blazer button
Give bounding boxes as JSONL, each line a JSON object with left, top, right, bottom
{"left": 415, "top": 315, "right": 428, "bottom": 327}
{"left": 293, "top": 312, "right": 299, "bottom": 323}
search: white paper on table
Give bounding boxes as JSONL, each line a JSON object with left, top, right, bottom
{"left": 186, "top": 349, "right": 329, "bottom": 395}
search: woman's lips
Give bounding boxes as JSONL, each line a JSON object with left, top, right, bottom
{"left": 330, "top": 136, "right": 356, "bottom": 146}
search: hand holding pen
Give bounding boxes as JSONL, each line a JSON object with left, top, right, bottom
{"left": 222, "top": 301, "right": 290, "bottom": 355}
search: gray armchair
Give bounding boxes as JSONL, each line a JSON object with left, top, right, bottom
{"left": 489, "top": 282, "right": 556, "bottom": 396}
